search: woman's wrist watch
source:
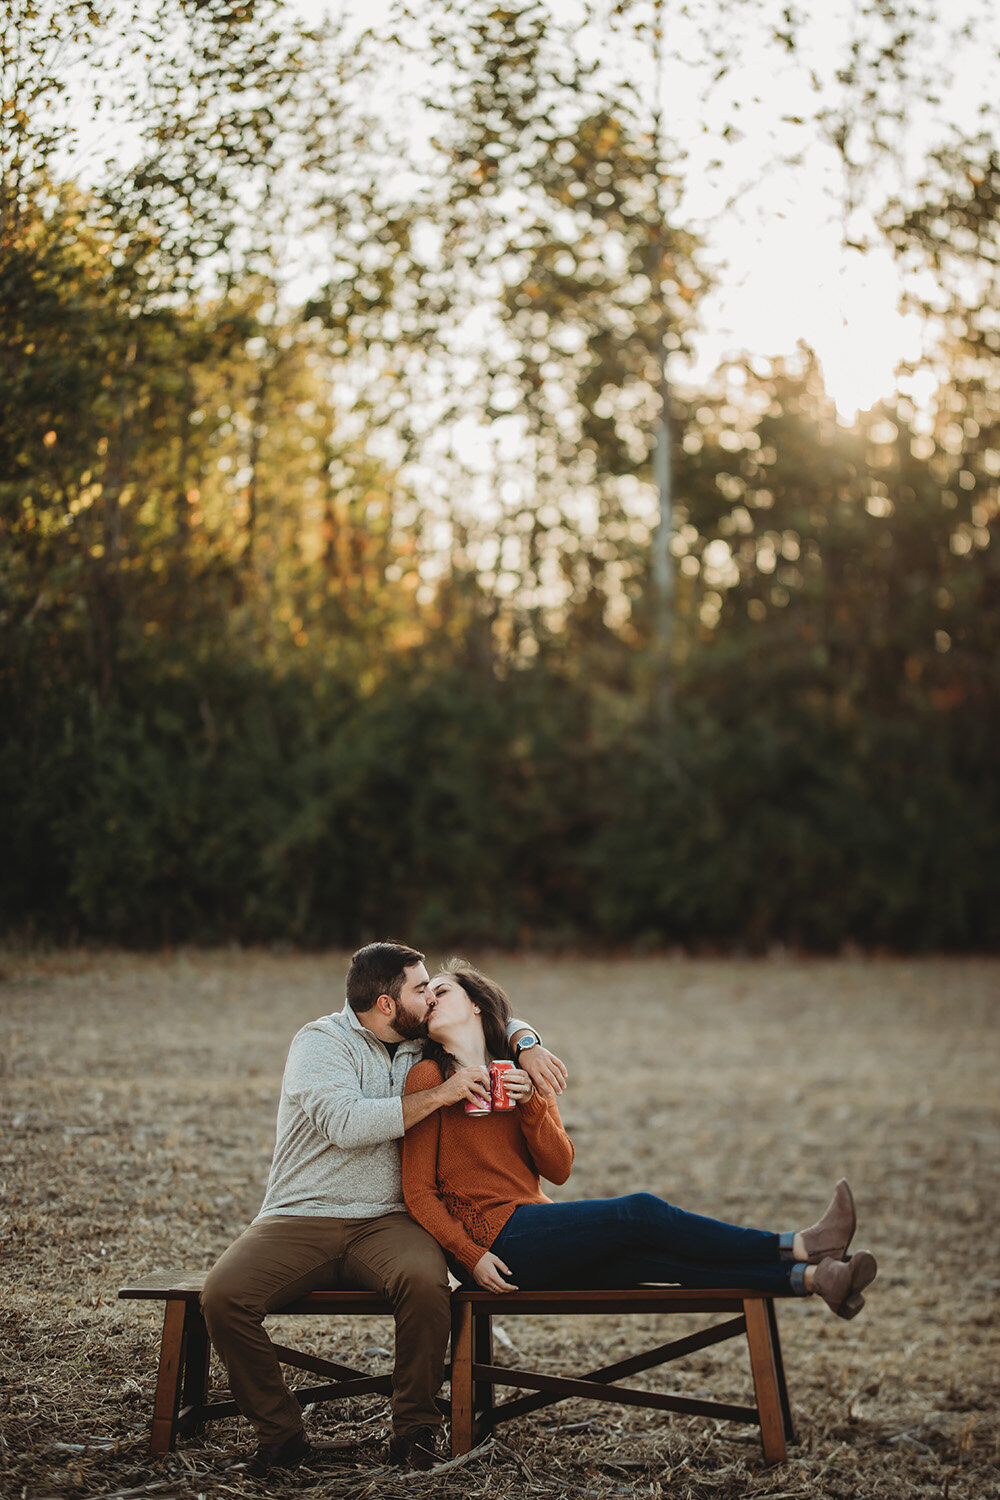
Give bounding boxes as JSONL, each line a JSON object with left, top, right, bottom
{"left": 515, "top": 1034, "right": 540, "bottom": 1060}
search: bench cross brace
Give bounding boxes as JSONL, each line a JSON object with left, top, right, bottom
{"left": 481, "top": 1313, "right": 750, "bottom": 1425}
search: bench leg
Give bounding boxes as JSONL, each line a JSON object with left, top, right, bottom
{"left": 450, "top": 1300, "right": 475, "bottom": 1456}
{"left": 766, "top": 1297, "right": 796, "bottom": 1444}
{"left": 474, "top": 1311, "right": 494, "bottom": 1436}
{"left": 743, "top": 1298, "right": 787, "bottom": 1465}
{"left": 177, "top": 1304, "right": 211, "bottom": 1438}
{"left": 150, "top": 1298, "right": 187, "bottom": 1454}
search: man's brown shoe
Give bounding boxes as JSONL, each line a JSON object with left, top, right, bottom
{"left": 226, "top": 1428, "right": 312, "bottom": 1478}
{"left": 799, "top": 1178, "right": 856, "bottom": 1264}
{"left": 812, "top": 1249, "right": 877, "bottom": 1319}
{"left": 388, "top": 1425, "right": 439, "bottom": 1471}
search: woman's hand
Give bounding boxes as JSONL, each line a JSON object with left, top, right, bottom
{"left": 518, "top": 1046, "right": 568, "bottom": 1099}
{"left": 472, "top": 1251, "right": 518, "bottom": 1293}
{"left": 437, "top": 1065, "right": 491, "bottom": 1109}
{"left": 502, "top": 1067, "right": 534, "bottom": 1104}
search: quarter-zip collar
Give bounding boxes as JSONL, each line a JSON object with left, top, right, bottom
{"left": 340, "top": 1001, "right": 423, "bottom": 1066}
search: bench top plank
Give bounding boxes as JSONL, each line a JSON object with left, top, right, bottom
{"left": 120, "top": 1272, "right": 792, "bottom": 1312}
{"left": 452, "top": 1287, "right": 791, "bottom": 1305}
{"left": 118, "top": 1272, "right": 391, "bottom": 1313}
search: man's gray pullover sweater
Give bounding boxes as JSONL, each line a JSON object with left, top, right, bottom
{"left": 256, "top": 1005, "right": 419, "bottom": 1220}
{"left": 255, "top": 1003, "right": 529, "bottom": 1221}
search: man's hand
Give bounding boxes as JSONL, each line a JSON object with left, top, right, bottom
{"left": 518, "top": 1045, "right": 568, "bottom": 1099}
{"left": 436, "top": 1064, "right": 491, "bottom": 1109}
{"left": 472, "top": 1250, "right": 518, "bottom": 1293}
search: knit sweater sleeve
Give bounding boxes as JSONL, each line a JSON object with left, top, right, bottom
{"left": 517, "top": 1090, "right": 575, "bottom": 1184}
{"left": 401, "top": 1061, "right": 490, "bottom": 1275}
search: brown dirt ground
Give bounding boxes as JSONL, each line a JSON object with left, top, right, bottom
{"left": 1, "top": 950, "right": 998, "bottom": 1500}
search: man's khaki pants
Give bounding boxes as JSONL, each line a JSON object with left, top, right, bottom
{"left": 201, "top": 1213, "right": 450, "bottom": 1445}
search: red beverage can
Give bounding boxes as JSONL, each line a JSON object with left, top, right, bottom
{"left": 490, "top": 1059, "right": 516, "bottom": 1111}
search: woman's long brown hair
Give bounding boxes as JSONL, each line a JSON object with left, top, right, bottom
{"left": 423, "top": 961, "right": 514, "bottom": 1076}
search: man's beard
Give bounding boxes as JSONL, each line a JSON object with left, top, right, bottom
{"left": 392, "top": 1000, "right": 429, "bottom": 1041}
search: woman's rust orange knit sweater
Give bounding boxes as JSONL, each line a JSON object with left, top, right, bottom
{"left": 402, "top": 1058, "right": 575, "bottom": 1275}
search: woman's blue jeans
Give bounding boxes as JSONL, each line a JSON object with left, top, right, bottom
{"left": 489, "top": 1193, "right": 794, "bottom": 1294}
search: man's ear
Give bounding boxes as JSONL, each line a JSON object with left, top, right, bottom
{"left": 375, "top": 993, "right": 395, "bottom": 1018}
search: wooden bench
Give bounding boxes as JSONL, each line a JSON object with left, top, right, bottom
{"left": 119, "top": 1273, "right": 796, "bottom": 1465}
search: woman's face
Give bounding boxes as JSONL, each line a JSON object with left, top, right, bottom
{"left": 426, "top": 973, "right": 478, "bottom": 1036}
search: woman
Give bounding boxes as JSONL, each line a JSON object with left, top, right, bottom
{"left": 402, "top": 964, "right": 877, "bottom": 1316}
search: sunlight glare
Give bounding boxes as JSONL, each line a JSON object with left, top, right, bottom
{"left": 809, "top": 254, "right": 925, "bottom": 421}
{"left": 692, "top": 222, "right": 926, "bottom": 423}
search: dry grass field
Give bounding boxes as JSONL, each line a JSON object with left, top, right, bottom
{"left": 2, "top": 950, "right": 998, "bottom": 1500}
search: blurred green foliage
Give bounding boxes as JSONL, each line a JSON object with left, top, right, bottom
{"left": 1, "top": 0, "right": 997, "bottom": 950}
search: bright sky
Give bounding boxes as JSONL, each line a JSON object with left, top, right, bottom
{"left": 281, "top": 0, "right": 995, "bottom": 421}
{"left": 691, "top": 196, "right": 932, "bottom": 420}
{"left": 50, "top": 0, "right": 998, "bottom": 420}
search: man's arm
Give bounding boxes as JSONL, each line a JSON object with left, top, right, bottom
{"left": 401, "top": 1064, "right": 491, "bottom": 1130}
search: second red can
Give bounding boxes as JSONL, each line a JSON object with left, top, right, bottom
{"left": 490, "top": 1059, "right": 517, "bottom": 1110}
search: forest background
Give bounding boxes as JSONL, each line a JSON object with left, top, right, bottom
{"left": 2, "top": 0, "right": 998, "bottom": 952}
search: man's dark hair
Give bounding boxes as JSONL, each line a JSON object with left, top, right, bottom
{"left": 346, "top": 940, "right": 425, "bottom": 1014}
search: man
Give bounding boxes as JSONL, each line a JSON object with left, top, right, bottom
{"left": 201, "top": 940, "right": 566, "bottom": 1475}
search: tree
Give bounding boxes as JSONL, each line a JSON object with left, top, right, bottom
{"left": 304, "top": 0, "right": 707, "bottom": 679}
{"left": 879, "top": 136, "right": 1000, "bottom": 783}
